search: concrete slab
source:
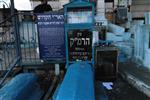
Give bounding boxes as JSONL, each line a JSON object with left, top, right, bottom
{"left": 119, "top": 60, "right": 150, "bottom": 98}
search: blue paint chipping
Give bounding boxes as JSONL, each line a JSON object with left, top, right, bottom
{"left": 0, "top": 73, "right": 43, "bottom": 100}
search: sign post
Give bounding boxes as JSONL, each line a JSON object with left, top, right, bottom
{"left": 37, "top": 12, "right": 65, "bottom": 75}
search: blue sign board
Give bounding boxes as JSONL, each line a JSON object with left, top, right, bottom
{"left": 37, "top": 12, "right": 65, "bottom": 61}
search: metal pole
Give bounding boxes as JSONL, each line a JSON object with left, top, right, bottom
{"left": 10, "top": 0, "right": 14, "bottom": 16}
{"left": 55, "top": 64, "right": 60, "bottom": 76}
{"left": 10, "top": 0, "right": 21, "bottom": 62}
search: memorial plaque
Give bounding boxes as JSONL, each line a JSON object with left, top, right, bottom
{"left": 37, "top": 12, "right": 65, "bottom": 61}
{"left": 68, "top": 29, "right": 92, "bottom": 61}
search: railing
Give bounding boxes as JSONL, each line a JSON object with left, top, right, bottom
{"left": 0, "top": 11, "right": 61, "bottom": 86}
{"left": 0, "top": 13, "right": 21, "bottom": 86}
{"left": 18, "top": 12, "right": 44, "bottom": 66}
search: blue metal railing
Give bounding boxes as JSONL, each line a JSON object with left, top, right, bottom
{"left": 1, "top": 11, "right": 64, "bottom": 86}
{"left": 18, "top": 12, "right": 42, "bottom": 65}
{"left": 0, "top": 13, "right": 21, "bottom": 86}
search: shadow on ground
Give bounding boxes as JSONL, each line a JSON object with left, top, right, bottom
{"left": 106, "top": 76, "right": 150, "bottom": 100}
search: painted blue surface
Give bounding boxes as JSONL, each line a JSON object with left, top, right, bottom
{"left": 54, "top": 62, "right": 95, "bottom": 100}
{"left": 64, "top": 0, "right": 95, "bottom": 66}
{"left": 0, "top": 73, "right": 43, "bottom": 100}
{"left": 118, "top": 53, "right": 126, "bottom": 62}
{"left": 64, "top": 0, "right": 93, "bottom": 8}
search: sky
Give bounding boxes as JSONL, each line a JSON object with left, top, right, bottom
{"left": 0, "top": 0, "right": 32, "bottom": 10}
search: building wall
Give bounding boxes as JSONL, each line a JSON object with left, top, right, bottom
{"left": 131, "top": 0, "right": 150, "bottom": 18}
